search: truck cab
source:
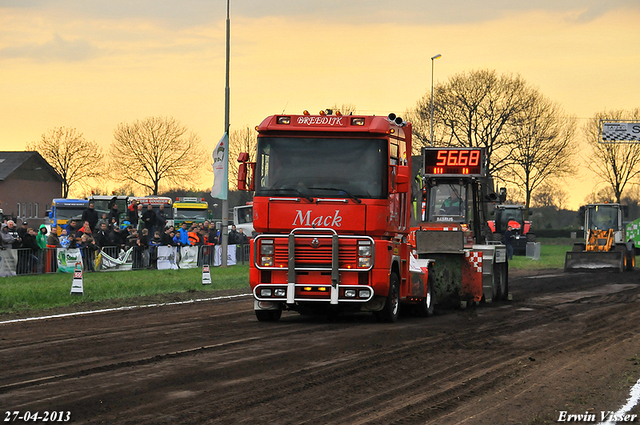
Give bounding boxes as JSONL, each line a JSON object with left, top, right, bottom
{"left": 238, "top": 112, "right": 431, "bottom": 322}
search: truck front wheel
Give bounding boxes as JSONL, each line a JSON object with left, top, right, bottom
{"left": 374, "top": 273, "right": 400, "bottom": 323}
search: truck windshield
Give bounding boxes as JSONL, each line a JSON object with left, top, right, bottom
{"left": 55, "top": 207, "right": 85, "bottom": 220}
{"left": 426, "top": 183, "right": 468, "bottom": 223}
{"left": 175, "top": 209, "right": 207, "bottom": 221}
{"left": 587, "top": 205, "right": 619, "bottom": 231}
{"left": 255, "top": 137, "right": 387, "bottom": 199}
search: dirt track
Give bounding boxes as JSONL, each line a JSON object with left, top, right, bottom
{"left": 2, "top": 269, "right": 640, "bottom": 424}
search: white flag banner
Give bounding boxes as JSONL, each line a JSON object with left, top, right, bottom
{"left": 211, "top": 132, "right": 229, "bottom": 200}
{"left": 157, "top": 246, "right": 179, "bottom": 270}
{"left": 100, "top": 249, "right": 133, "bottom": 271}
{"left": 178, "top": 246, "right": 199, "bottom": 269}
{"left": 214, "top": 245, "right": 236, "bottom": 266}
{"left": 0, "top": 249, "right": 17, "bottom": 277}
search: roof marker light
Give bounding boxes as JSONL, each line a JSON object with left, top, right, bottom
{"left": 351, "top": 117, "right": 365, "bottom": 126}
{"left": 277, "top": 116, "right": 291, "bottom": 125}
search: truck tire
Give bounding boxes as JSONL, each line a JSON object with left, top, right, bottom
{"left": 255, "top": 308, "right": 282, "bottom": 322}
{"left": 416, "top": 270, "right": 435, "bottom": 317}
{"left": 375, "top": 272, "right": 400, "bottom": 323}
{"left": 493, "top": 261, "right": 505, "bottom": 301}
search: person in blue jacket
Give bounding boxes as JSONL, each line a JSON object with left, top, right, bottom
{"left": 173, "top": 222, "right": 191, "bottom": 246}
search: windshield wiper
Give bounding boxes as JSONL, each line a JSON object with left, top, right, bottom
{"left": 312, "top": 187, "right": 362, "bottom": 204}
{"left": 260, "top": 188, "right": 314, "bottom": 203}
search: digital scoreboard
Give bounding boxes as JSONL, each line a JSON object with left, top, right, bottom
{"left": 423, "top": 147, "right": 485, "bottom": 177}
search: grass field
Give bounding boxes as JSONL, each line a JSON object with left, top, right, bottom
{"left": 0, "top": 265, "right": 251, "bottom": 315}
{"left": 0, "top": 240, "right": 573, "bottom": 316}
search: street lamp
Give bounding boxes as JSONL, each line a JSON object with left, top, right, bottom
{"left": 430, "top": 54, "right": 442, "bottom": 147}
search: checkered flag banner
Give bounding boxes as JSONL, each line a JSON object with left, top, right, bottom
{"left": 600, "top": 121, "right": 640, "bottom": 143}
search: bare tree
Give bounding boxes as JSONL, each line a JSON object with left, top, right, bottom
{"left": 109, "top": 116, "right": 204, "bottom": 195}
{"left": 586, "top": 108, "right": 640, "bottom": 204}
{"left": 329, "top": 103, "right": 357, "bottom": 115}
{"left": 503, "top": 94, "right": 577, "bottom": 212}
{"left": 531, "top": 181, "right": 569, "bottom": 210}
{"left": 228, "top": 126, "right": 258, "bottom": 190}
{"left": 26, "top": 127, "right": 103, "bottom": 198}
{"left": 408, "top": 69, "right": 534, "bottom": 175}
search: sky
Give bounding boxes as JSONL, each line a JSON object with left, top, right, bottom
{"left": 0, "top": 0, "right": 639, "bottom": 209}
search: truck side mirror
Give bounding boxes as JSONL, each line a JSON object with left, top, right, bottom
{"left": 395, "top": 165, "right": 410, "bottom": 193}
{"left": 237, "top": 152, "right": 255, "bottom": 192}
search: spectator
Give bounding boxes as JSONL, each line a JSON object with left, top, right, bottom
{"left": 149, "top": 230, "right": 162, "bottom": 269}
{"left": 36, "top": 225, "right": 48, "bottom": 250}
{"left": 141, "top": 204, "right": 157, "bottom": 233}
{"left": 127, "top": 199, "right": 139, "bottom": 228}
{"left": 503, "top": 225, "right": 515, "bottom": 260}
{"left": 107, "top": 226, "right": 124, "bottom": 250}
{"left": 5, "top": 220, "right": 21, "bottom": 249}
{"left": 59, "top": 228, "right": 72, "bottom": 248}
{"left": 156, "top": 205, "right": 168, "bottom": 231}
{"left": 97, "top": 213, "right": 109, "bottom": 230}
{"left": 188, "top": 227, "right": 202, "bottom": 246}
{"left": 47, "top": 228, "right": 61, "bottom": 248}
{"left": 108, "top": 203, "right": 120, "bottom": 228}
{"left": 1, "top": 223, "right": 17, "bottom": 249}
{"left": 75, "top": 221, "right": 92, "bottom": 243}
{"left": 137, "top": 228, "right": 149, "bottom": 268}
{"left": 161, "top": 226, "right": 174, "bottom": 246}
{"left": 136, "top": 204, "right": 144, "bottom": 231}
{"left": 205, "top": 226, "right": 218, "bottom": 246}
{"left": 81, "top": 201, "right": 99, "bottom": 231}
{"left": 126, "top": 228, "right": 139, "bottom": 247}
{"left": 94, "top": 222, "right": 110, "bottom": 248}
{"left": 65, "top": 219, "right": 78, "bottom": 237}
{"left": 20, "top": 227, "right": 40, "bottom": 274}
{"left": 35, "top": 225, "right": 48, "bottom": 274}
{"left": 173, "top": 222, "right": 191, "bottom": 246}
{"left": 228, "top": 225, "right": 240, "bottom": 245}
{"left": 78, "top": 234, "right": 98, "bottom": 272}
{"left": 18, "top": 221, "right": 29, "bottom": 243}
{"left": 237, "top": 228, "right": 249, "bottom": 245}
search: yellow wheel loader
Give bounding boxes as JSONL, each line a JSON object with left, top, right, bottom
{"left": 564, "top": 203, "right": 636, "bottom": 272}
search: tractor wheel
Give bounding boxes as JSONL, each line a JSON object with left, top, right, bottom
{"left": 627, "top": 249, "right": 635, "bottom": 272}
{"left": 526, "top": 233, "right": 537, "bottom": 242}
{"left": 416, "top": 270, "right": 435, "bottom": 317}
{"left": 374, "top": 272, "right": 400, "bottom": 323}
{"left": 492, "top": 232, "right": 503, "bottom": 242}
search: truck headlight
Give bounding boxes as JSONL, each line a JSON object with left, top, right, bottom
{"left": 260, "top": 240, "right": 274, "bottom": 267}
{"left": 357, "top": 241, "right": 372, "bottom": 268}
{"left": 274, "top": 288, "right": 286, "bottom": 297}
{"left": 260, "top": 288, "right": 272, "bottom": 297}
{"left": 344, "top": 289, "right": 356, "bottom": 298}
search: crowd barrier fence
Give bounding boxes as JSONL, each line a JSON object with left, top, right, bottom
{"left": 0, "top": 244, "right": 251, "bottom": 277}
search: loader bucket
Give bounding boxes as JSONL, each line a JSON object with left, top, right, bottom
{"left": 564, "top": 250, "right": 625, "bottom": 272}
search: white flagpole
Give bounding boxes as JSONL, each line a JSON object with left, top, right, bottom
{"left": 221, "top": 0, "right": 230, "bottom": 267}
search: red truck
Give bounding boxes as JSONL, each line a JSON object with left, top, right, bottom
{"left": 237, "top": 112, "right": 434, "bottom": 322}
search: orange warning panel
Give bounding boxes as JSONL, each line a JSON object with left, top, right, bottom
{"left": 461, "top": 251, "right": 483, "bottom": 302}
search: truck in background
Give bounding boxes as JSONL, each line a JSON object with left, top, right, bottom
{"left": 132, "top": 196, "right": 174, "bottom": 228}
{"left": 238, "top": 111, "right": 433, "bottom": 322}
{"left": 173, "top": 197, "right": 209, "bottom": 228}
{"left": 49, "top": 198, "right": 89, "bottom": 235}
{"left": 88, "top": 195, "right": 130, "bottom": 226}
{"left": 232, "top": 203, "right": 254, "bottom": 236}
